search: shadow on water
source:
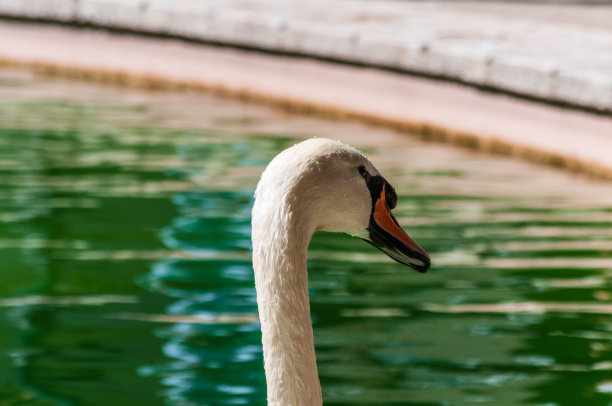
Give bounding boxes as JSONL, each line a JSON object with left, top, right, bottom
{"left": 2, "top": 70, "right": 612, "bottom": 406}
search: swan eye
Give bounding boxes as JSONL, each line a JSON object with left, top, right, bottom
{"left": 357, "top": 165, "right": 367, "bottom": 178}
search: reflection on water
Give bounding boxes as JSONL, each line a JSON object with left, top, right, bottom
{"left": 1, "top": 69, "right": 612, "bottom": 406}
{"left": 138, "top": 188, "right": 265, "bottom": 405}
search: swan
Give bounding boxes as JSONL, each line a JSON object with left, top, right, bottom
{"left": 252, "top": 138, "right": 430, "bottom": 405}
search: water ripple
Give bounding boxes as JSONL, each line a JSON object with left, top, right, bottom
{"left": 2, "top": 70, "right": 612, "bottom": 406}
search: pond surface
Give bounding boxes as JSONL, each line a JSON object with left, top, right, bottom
{"left": 1, "top": 70, "right": 612, "bottom": 406}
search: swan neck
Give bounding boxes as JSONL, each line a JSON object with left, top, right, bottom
{"left": 252, "top": 200, "right": 322, "bottom": 406}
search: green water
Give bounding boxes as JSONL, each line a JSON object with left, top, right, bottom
{"left": 1, "top": 71, "right": 612, "bottom": 406}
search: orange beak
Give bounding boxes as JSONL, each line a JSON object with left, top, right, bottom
{"left": 367, "top": 185, "right": 430, "bottom": 272}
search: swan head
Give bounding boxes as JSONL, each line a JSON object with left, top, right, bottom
{"left": 255, "top": 138, "right": 430, "bottom": 272}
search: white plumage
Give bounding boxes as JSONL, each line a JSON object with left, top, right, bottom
{"left": 252, "top": 138, "right": 429, "bottom": 405}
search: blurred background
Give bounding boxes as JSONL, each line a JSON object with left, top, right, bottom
{"left": 1, "top": 2, "right": 612, "bottom": 405}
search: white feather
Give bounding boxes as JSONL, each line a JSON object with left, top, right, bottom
{"left": 252, "top": 138, "right": 380, "bottom": 405}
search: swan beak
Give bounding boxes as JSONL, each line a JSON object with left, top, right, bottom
{"left": 367, "top": 185, "right": 430, "bottom": 273}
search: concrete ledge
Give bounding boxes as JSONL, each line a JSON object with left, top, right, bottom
{"left": 1, "top": 1, "right": 612, "bottom": 112}
{"left": 1, "top": 21, "right": 612, "bottom": 180}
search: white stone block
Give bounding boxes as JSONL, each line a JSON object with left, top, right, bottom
{"left": 1, "top": 0, "right": 610, "bottom": 112}
{"left": 76, "top": 0, "right": 144, "bottom": 29}
{"left": 552, "top": 68, "right": 612, "bottom": 111}
{"left": 227, "top": 13, "right": 288, "bottom": 50}
{"left": 279, "top": 21, "right": 353, "bottom": 59}
{"left": 0, "top": 0, "right": 77, "bottom": 21}
{"left": 137, "top": 1, "right": 217, "bottom": 39}
{"left": 350, "top": 32, "right": 408, "bottom": 68}
{"left": 486, "top": 56, "right": 558, "bottom": 100}
{"left": 402, "top": 42, "right": 492, "bottom": 85}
